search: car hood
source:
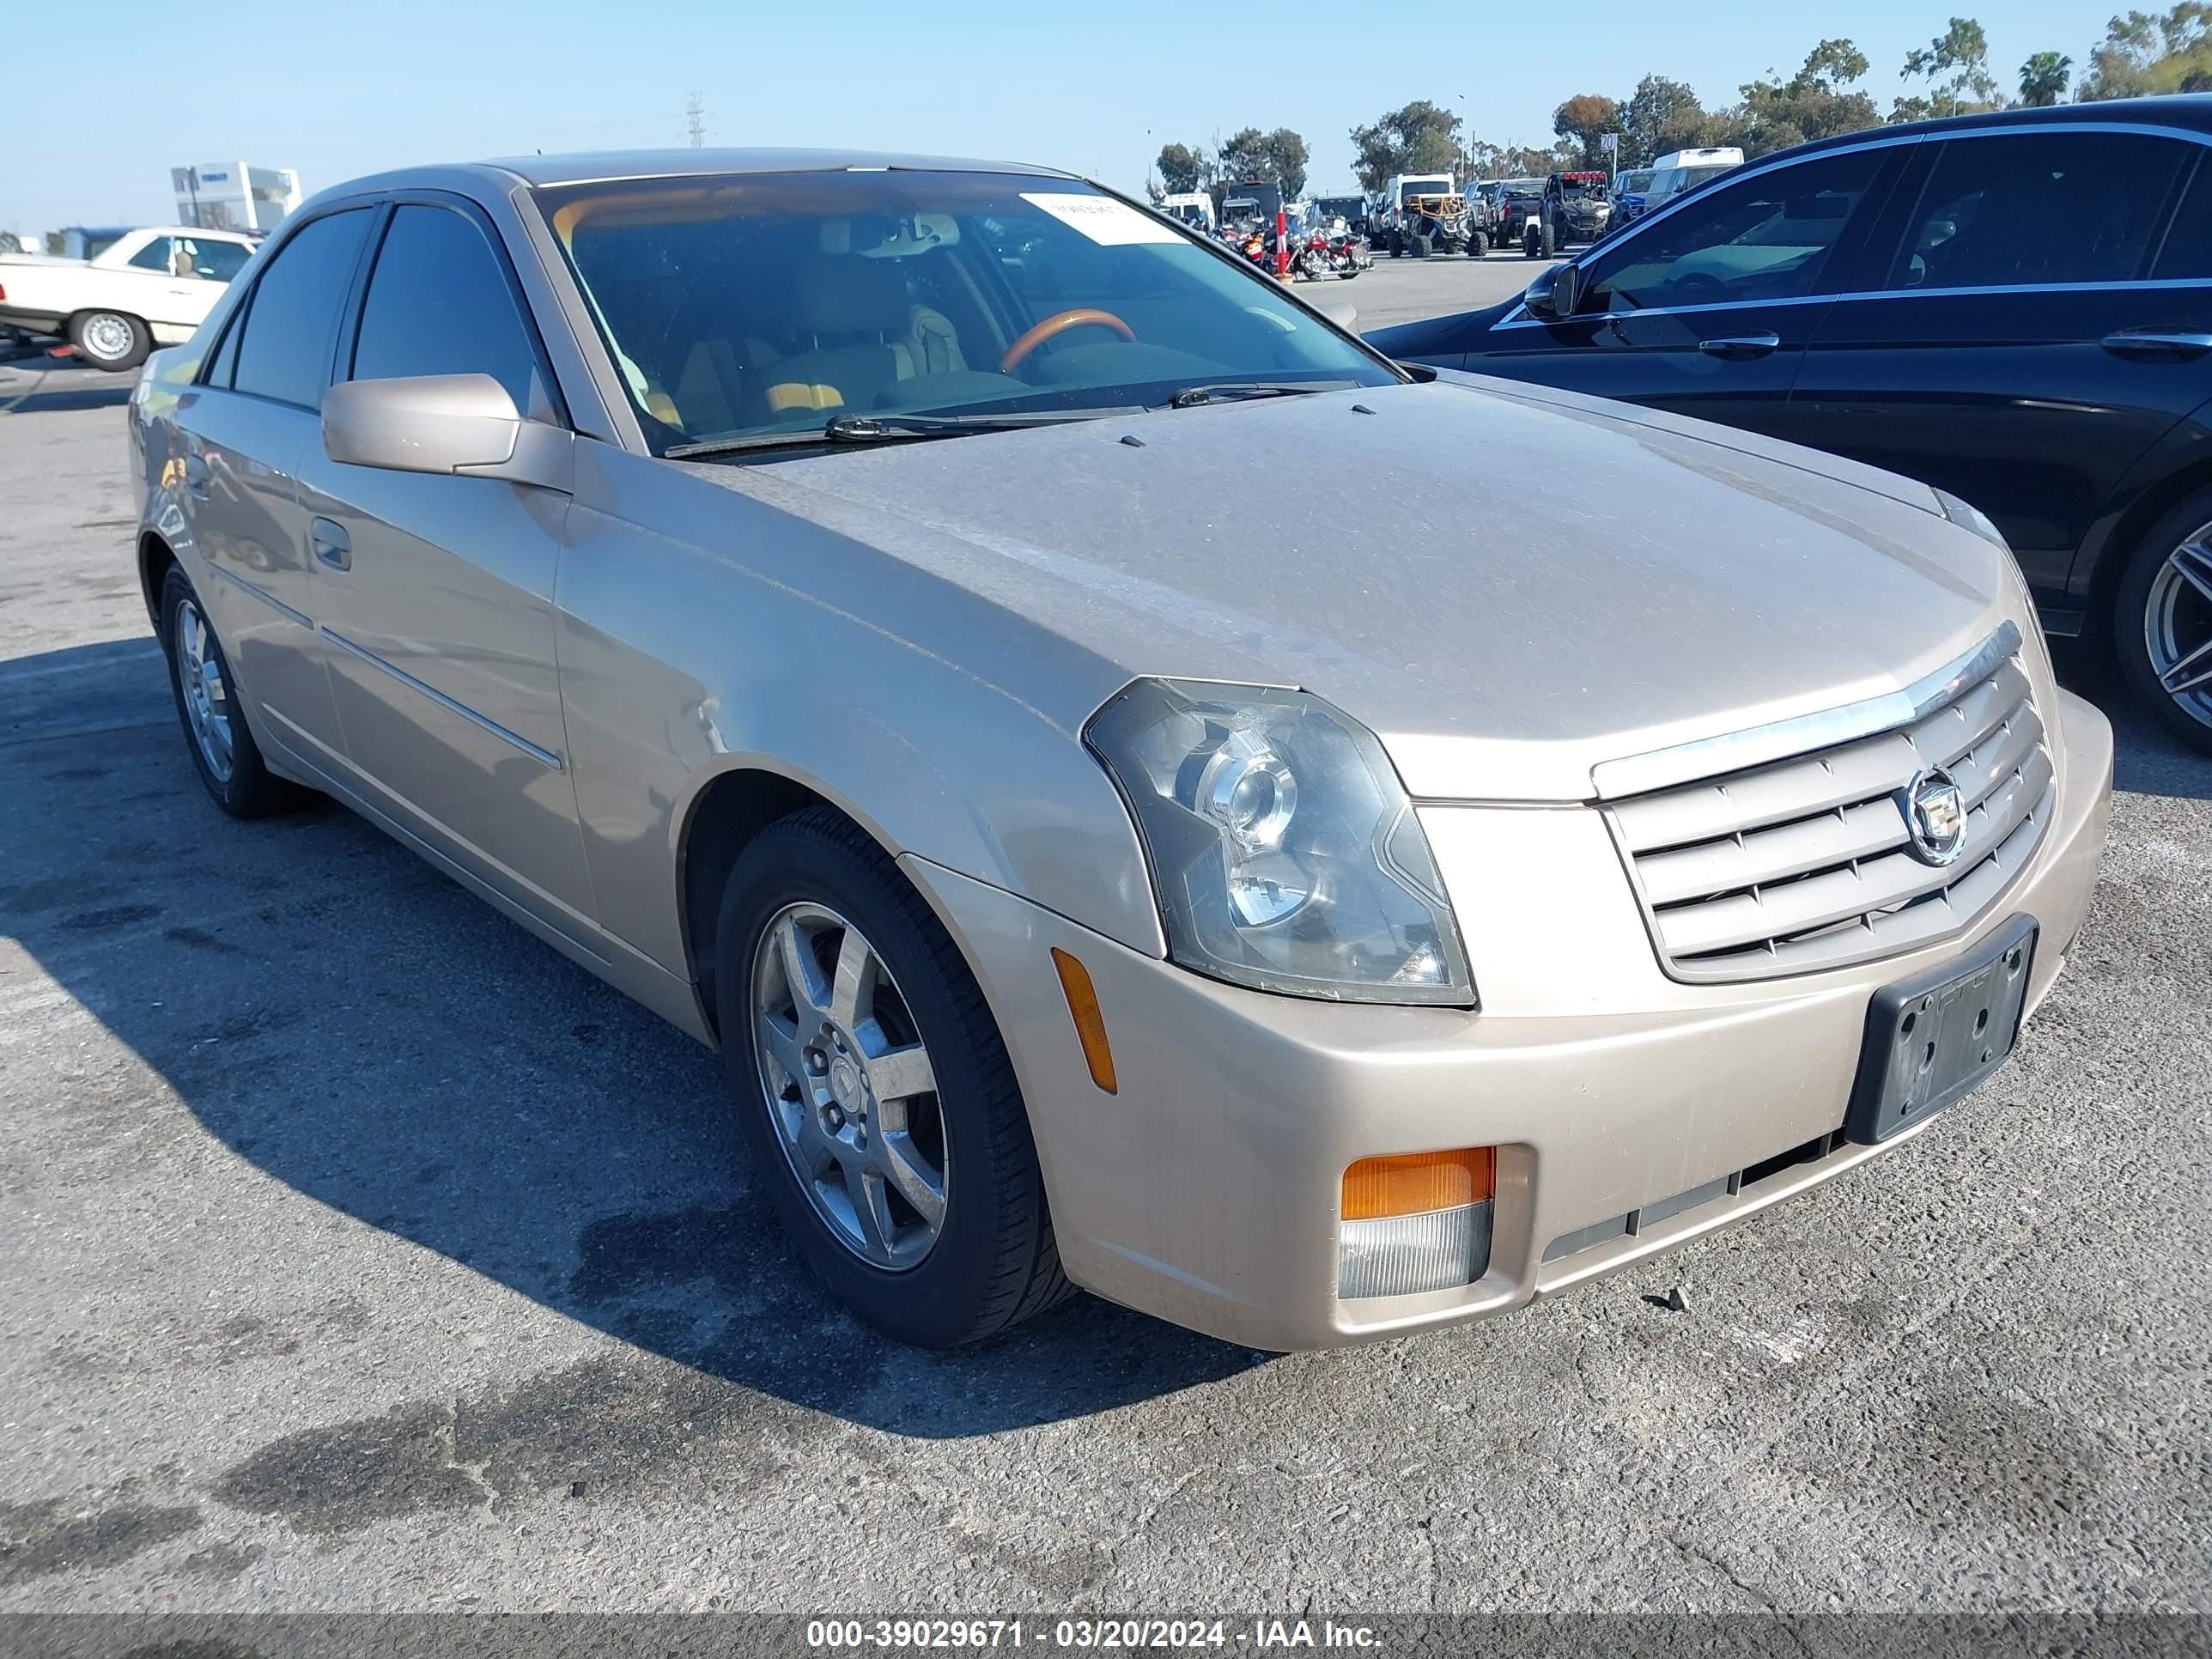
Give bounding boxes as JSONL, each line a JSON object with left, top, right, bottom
{"left": 708, "top": 380, "right": 2019, "bottom": 802}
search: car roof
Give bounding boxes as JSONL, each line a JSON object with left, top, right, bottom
{"left": 1765, "top": 93, "right": 2212, "bottom": 167}
{"left": 304, "top": 149, "right": 1078, "bottom": 204}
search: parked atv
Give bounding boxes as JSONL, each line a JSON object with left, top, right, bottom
{"left": 1392, "top": 191, "right": 1482, "bottom": 259}
{"left": 1523, "top": 170, "right": 1613, "bottom": 259}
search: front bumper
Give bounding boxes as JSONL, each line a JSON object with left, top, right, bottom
{"left": 905, "top": 690, "right": 2113, "bottom": 1351}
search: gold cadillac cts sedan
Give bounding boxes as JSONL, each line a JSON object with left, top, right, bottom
{"left": 127, "top": 151, "right": 2112, "bottom": 1350}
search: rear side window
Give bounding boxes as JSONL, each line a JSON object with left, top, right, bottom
{"left": 229, "top": 210, "right": 372, "bottom": 409}
{"left": 349, "top": 205, "right": 552, "bottom": 419}
{"left": 1887, "top": 131, "right": 2190, "bottom": 291}
{"left": 2152, "top": 156, "right": 2212, "bottom": 279}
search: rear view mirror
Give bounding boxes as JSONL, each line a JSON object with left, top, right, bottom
{"left": 323, "top": 374, "right": 572, "bottom": 492}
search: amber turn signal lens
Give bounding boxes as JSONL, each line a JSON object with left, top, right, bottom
{"left": 1341, "top": 1148, "right": 1495, "bottom": 1221}
{"left": 1049, "top": 947, "right": 1117, "bottom": 1096}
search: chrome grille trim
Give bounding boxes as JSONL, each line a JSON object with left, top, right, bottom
{"left": 1607, "top": 630, "right": 2054, "bottom": 982}
{"left": 1592, "top": 621, "right": 2023, "bottom": 801}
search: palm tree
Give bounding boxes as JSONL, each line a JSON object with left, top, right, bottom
{"left": 2018, "top": 51, "right": 2073, "bottom": 106}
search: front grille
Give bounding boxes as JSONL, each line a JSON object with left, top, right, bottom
{"left": 1609, "top": 646, "right": 2054, "bottom": 981}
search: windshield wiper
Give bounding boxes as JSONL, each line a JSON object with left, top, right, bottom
{"left": 1161, "top": 380, "right": 1362, "bottom": 410}
{"left": 665, "top": 409, "right": 1131, "bottom": 461}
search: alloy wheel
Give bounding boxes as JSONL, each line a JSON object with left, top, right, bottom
{"left": 2145, "top": 526, "right": 2212, "bottom": 732}
{"left": 750, "top": 902, "right": 948, "bottom": 1271}
{"left": 173, "top": 597, "right": 235, "bottom": 782}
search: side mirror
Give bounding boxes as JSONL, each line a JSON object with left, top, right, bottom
{"left": 1521, "top": 263, "right": 1581, "bottom": 320}
{"left": 323, "top": 373, "right": 572, "bottom": 493}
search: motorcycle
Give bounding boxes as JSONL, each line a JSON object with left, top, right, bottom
{"left": 1291, "top": 227, "right": 1365, "bottom": 281}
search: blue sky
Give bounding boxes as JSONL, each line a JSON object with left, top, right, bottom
{"left": 3, "top": 0, "right": 2111, "bottom": 234}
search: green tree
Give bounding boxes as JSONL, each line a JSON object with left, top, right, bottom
{"left": 1264, "top": 128, "right": 1310, "bottom": 198}
{"left": 1722, "top": 40, "right": 1881, "bottom": 155}
{"left": 1155, "top": 142, "right": 1209, "bottom": 195}
{"left": 1620, "top": 75, "right": 1710, "bottom": 166}
{"left": 2079, "top": 5, "right": 2212, "bottom": 99}
{"left": 2017, "top": 50, "right": 2074, "bottom": 104}
{"left": 1348, "top": 100, "right": 1463, "bottom": 191}
{"left": 1216, "top": 127, "right": 1310, "bottom": 198}
{"left": 1898, "top": 16, "right": 2002, "bottom": 118}
{"left": 1551, "top": 93, "right": 1621, "bottom": 168}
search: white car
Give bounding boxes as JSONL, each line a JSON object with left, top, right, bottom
{"left": 0, "top": 226, "right": 258, "bottom": 371}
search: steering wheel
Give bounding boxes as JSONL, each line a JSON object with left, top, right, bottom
{"left": 1000, "top": 307, "right": 1137, "bottom": 374}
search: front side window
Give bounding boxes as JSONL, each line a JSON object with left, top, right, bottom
{"left": 350, "top": 205, "right": 551, "bottom": 418}
{"left": 1887, "top": 131, "right": 2191, "bottom": 291}
{"left": 1582, "top": 146, "right": 1887, "bottom": 313}
{"left": 536, "top": 171, "right": 1392, "bottom": 453}
{"left": 229, "top": 209, "right": 372, "bottom": 408}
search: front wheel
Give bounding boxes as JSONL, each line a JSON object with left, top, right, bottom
{"left": 1412, "top": 234, "right": 1431, "bottom": 258}
{"left": 70, "top": 310, "right": 150, "bottom": 372}
{"left": 2112, "top": 489, "right": 2212, "bottom": 752}
{"left": 716, "top": 807, "right": 1074, "bottom": 1346}
{"left": 1468, "top": 234, "right": 1486, "bottom": 259}
{"left": 1522, "top": 226, "right": 1540, "bottom": 258}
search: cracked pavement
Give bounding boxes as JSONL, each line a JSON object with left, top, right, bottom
{"left": 1, "top": 349, "right": 2208, "bottom": 1613}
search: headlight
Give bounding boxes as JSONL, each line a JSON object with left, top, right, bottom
{"left": 1085, "top": 679, "right": 1476, "bottom": 1007}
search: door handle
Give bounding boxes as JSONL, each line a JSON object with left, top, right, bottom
{"left": 310, "top": 517, "right": 351, "bottom": 571}
{"left": 2101, "top": 330, "right": 2212, "bottom": 359}
{"left": 1698, "top": 332, "right": 1782, "bottom": 360}
{"left": 182, "top": 454, "right": 209, "bottom": 499}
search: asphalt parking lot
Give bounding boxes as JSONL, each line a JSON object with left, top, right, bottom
{"left": 2, "top": 262, "right": 2209, "bottom": 1615}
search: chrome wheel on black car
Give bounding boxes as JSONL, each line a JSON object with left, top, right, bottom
{"left": 2116, "top": 493, "right": 2212, "bottom": 752}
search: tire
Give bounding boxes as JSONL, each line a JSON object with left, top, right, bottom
{"left": 715, "top": 806, "right": 1075, "bottom": 1347}
{"left": 1412, "top": 234, "right": 1431, "bottom": 258}
{"left": 70, "top": 309, "right": 150, "bottom": 373}
{"left": 1468, "top": 234, "right": 1486, "bottom": 260}
{"left": 2111, "top": 486, "right": 2212, "bottom": 752}
{"left": 1540, "top": 221, "right": 1558, "bottom": 260}
{"left": 1523, "top": 225, "right": 1540, "bottom": 258}
{"left": 157, "top": 565, "right": 316, "bottom": 817}
{"left": 1389, "top": 230, "right": 1404, "bottom": 258}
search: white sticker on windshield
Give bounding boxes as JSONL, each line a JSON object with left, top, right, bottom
{"left": 1021, "top": 192, "right": 1182, "bottom": 246}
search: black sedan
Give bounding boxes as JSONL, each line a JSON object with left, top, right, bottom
{"left": 1370, "top": 98, "right": 2212, "bottom": 750}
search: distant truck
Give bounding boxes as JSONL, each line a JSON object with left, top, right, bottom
{"left": 0, "top": 225, "right": 258, "bottom": 370}
{"left": 1158, "top": 191, "right": 1217, "bottom": 234}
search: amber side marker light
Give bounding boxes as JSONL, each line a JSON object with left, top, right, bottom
{"left": 1049, "top": 947, "right": 1118, "bottom": 1095}
{"left": 1342, "top": 1148, "right": 1496, "bottom": 1221}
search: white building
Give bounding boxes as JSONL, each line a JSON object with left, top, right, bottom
{"left": 170, "top": 164, "right": 301, "bottom": 233}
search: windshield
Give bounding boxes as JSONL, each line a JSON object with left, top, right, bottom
{"left": 1165, "top": 203, "right": 1206, "bottom": 224}
{"left": 1501, "top": 180, "right": 1540, "bottom": 198}
{"left": 1620, "top": 172, "right": 1656, "bottom": 194}
{"left": 1399, "top": 180, "right": 1452, "bottom": 203}
{"left": 537, "top": 172, "right": 1391, "bottom": 455}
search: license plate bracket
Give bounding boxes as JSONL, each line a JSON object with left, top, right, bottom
{"left": 1844, "top": 914, "right": 2039, "bottom": 1146}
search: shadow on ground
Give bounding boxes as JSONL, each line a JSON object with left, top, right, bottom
{"left": 1, "top": 637, "right": 1264, "bottom": 1444}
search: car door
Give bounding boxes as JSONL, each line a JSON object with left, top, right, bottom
{"left": 1790, "top": 125, "right": 2212, "bottom": 605}
{"left": 177, "top": 207, "right": 374, "bottom": 770}
{"left": 296, "top": 198, "right": 594, "bottom": 930}
{"left": 1467, "top": 143, "right": 1908, "bottom": 440}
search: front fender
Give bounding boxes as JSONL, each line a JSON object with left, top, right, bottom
{"left": 554, "top": 441, "right": 1169, "bottom": 986}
